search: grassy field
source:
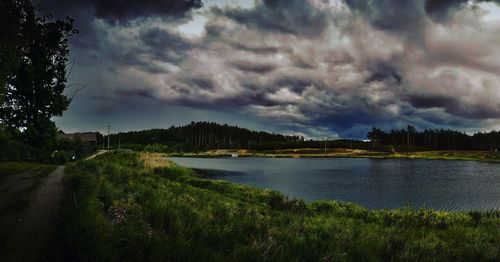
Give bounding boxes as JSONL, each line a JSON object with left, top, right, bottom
{"left": 169, "top": 149, "right": 500, "bottom": 163}
{"left": 59, "top": 151, "right": 499, "bottom": 261}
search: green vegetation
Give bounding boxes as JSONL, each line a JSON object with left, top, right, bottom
{"left": 0, "top": 0, "right": 77, "bottom": 162}
{"left": 108, "top": 121, "right": 304, "bottom": 153}
{"left": 391, "top": 151, "right": 500, "bottom": 163}
{"left": 60, "top": 151, "right": 500, "bottom": 261}
{"left": 368, "top": 126, "right": 500, "bottom": 151}
{"left": 0, "top": 161, "right": 54, "bottom": 176}
{"left": 108, "top": 122, "right": 500, "bottom": 155}
{"left": 168, "top": 149, "right": 500, "bottom": 164}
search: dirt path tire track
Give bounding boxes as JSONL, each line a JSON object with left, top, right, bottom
{"left": 0, "top": 166, "right": 65, "bottom": 262}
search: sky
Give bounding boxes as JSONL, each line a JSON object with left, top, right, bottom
{"left": 40, "top": 0, "right": 500, "bottom": 139}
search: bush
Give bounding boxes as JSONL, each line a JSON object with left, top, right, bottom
{"left": 53, "top": 150, "right": 71, "bottom": 164}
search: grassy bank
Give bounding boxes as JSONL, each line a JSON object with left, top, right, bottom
{"left": 170, "top": 149, "right": 500, "bottom": 163}
{"left": 391, "top": 151, "right": 500, "bottom": 163}
{"left": 60, "top": 152, "right": 499, "bottom": 261}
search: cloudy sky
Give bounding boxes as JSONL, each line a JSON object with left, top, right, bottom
{"left": 42, "top": 0, "right": 500, "bottom": 138}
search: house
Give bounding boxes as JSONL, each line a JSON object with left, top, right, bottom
{"left": 58, "top": 130, "right": 98, "bottom": 145}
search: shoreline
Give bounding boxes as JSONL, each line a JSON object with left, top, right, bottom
{"left": 58, "top": 151, "right": 500, "bottom": 261}
{"left": 167, "top": 150, "right": 500, "bottom": 163}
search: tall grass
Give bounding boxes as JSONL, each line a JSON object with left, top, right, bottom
{"left": 60, "top": 151, "right": 500, "bottom": 261}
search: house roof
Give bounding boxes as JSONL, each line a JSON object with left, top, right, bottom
{"left": 58, "top": 132, "right": 98, "bottom": 142}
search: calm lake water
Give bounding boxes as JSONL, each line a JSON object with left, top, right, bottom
{"left": 169, "top": 157, "right": 500, "bottom": 211}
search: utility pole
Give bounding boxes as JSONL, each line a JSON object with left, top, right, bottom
{"left": 107, "top": 124, "right": 110, "bottom": 150}
{"left": 118, "top": 133, "right": 121, "bottom": 150}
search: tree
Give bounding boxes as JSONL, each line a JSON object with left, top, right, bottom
{"left": 0, "top": 0, "right": 77, "bottom": 147}
{"left": 367, "top": 127, "right": 384, "bottom": 144}
{"left": 407, "top": 125, "right": 416, "bottom": 148}
{"left": 0, "top": 0, "right": 25, "bottom": 103}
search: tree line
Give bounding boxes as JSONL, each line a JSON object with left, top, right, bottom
{"left": 112, "top": 122, "right": 500, "bottom": 153}
{"left": 110, "top": 122, "right": 383, "bottom": 152}
{"left": 109, "top": 121, "right": 304, "bottom": 152}
{"left": 368, "top": 126, "right": 500, "bottom": 151}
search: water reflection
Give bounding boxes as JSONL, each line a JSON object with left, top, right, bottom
{"left": 170, "top": 157, "right": 500, "bottom": 211}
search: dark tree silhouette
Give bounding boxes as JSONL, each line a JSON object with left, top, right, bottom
{"left": 368, "top": 126, "right": 500, "bottom": 151}
{"left": 110, "top": 121, "right": 304, "bottom": 152}
{"left": 0, "top": 0, "right": 77, "bottom": 147}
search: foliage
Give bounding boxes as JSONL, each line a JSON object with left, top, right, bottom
{"left": 368, "top": 126, "right": 500, "bottom": 151}
{"left": 52, "top": 150, "right": 71, "bottom": 164}
{"left": 0, "top": 125, "right": 47, "bottom": 161}
{"left": 0, "top": 161, "right": 43, "bottom": 175}
{"left": 144, "top": 143, "right": 168, "bottom": 153}
{"left": 0, "top": 0, "right": 77, "bottom": 148}
{"left": 108, "top": 121, "right": 500, "bottom": 153}
{"left": 60, "top": 152, "right": 500, "bottom": 261}
{"left": 54, "top": 136, "right": 98, "bottom": 161}
{"left": 109, "top": 122, "right": 304, "bottom": 152}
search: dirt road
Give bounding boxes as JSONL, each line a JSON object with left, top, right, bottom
{"left": 0, "top": 166, "right": 65, "bottom": 261}
{"left": 85, "top": 150, "right": 111, "bottom": 160}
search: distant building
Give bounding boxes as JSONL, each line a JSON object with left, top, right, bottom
{"left": 58, "top": 131, "right": 98, "bottom": 145}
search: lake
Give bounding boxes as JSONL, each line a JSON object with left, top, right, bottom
{"left": 169, "top": 157, "right": 500, "bottom": 211}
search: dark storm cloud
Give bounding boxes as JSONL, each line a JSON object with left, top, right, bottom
{"left": 184, "top": 77, "right": 216, "bottom": 91}
{"left": 228, "top": 42, "right": 282, "bottom": 55}
{"left": 41, "top": 0, "right": 202, "bottom": 22}
{"left": 365, "top": 62, "right": 402, "bottom": 84}
{"left": 47, "top": 0, "right": 500, "bottom": 138}
{"left": 424, "top": 0, "right": 469, "bottom": 21}
{"left": 39, "top": 0, "right": 203, "bottom": 49}
{"left": 345, "top": 0, "right": 426, "bottom": 33}
{"left": 345, "top": 0, "right": 500, "bottom": 28}
{"left": 213, "top": 0, "right": 330, "bottom": 37}
{"left": 231, "top": 60, "right": 277, "bottom": 73}
{"left": 89, "top": 0, "right": 201, "bottom": 21}
{"left": 408, "top": 93, "right": 500, "bottom": 120}
{"left": 425, "top": 0, "right": 500, "bottom": 21}
{"left": 140, "top": 27, "right": 197, "bottom": 64}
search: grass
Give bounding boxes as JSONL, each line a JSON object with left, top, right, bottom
{"left": 0, "top": 161, "right": 56, "bottom": 182}
{"left": 0, "top": 162, "right": 44, "bottom": 176}
{"left": 391, "top": 151, "right": 500, "bottom": 163}
{"left": 170, "top": 149, "right": 500, "bottom": 163}
{"left": 60, "top": 151, "right": 500, "bottom": 261}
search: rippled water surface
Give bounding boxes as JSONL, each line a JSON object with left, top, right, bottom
{"left": 170, "top": 157, "right": 500, "bottom": 211}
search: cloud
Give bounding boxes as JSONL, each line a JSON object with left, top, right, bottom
{"left": 424, "top": 0, "right": 469, "bottom": 21}
{"left": 345, "top": 0, "right": 427, "bottom": 34}
{"left": 231, "top": 60, "right": 277, "bottom": 73}
{"left": 212, "top": 0, "right": 331, "bottom": 37}
{"left": 425, "top": 0, "right": 500, "bottom": 22}
{"left": 42, "top": 0, "right": 202, "bottom": 22}
{"left": 45, "top": 0, "right": 500, "bottom": 138}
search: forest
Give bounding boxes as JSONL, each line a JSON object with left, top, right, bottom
{"left": 109, "top": 122, "right": 500, "bottom": 153}
{"left": 108, "top": 121, "right": 304, "bottom": 152}
{"left": 367, "top": 126, "right": 500, "bottom": 151}
{"left": 108, "top": 121, "right": 381, "bottom": 152}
